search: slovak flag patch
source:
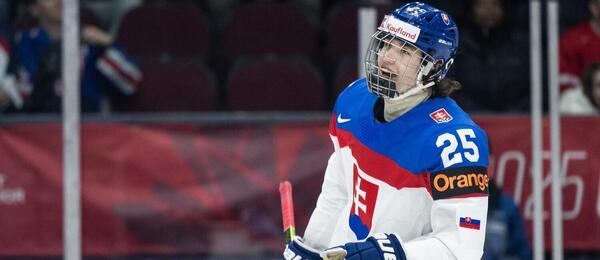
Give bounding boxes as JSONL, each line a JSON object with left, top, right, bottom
{"left": 459, "top": 217, "right": 481, "bottom": 230}
{"left": 430, "top": 108, "right": 453, "bottom": 123}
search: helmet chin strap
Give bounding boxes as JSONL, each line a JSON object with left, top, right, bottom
{"left": 382, "top": 81, "right": 432, "bottom": 122}
{"left": 387, "top": 62, "right": 435, "bottom": 101}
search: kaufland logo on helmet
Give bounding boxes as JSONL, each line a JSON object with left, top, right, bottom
{"left": 379, "top": 15, "right": 421, "bottom": 43}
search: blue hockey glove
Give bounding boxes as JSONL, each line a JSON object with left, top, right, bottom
{"left": 283, "top": 236, "right": 322, "bottom": 260}
{"left": 320, "top": 233, "right": 407, "bottom": 260}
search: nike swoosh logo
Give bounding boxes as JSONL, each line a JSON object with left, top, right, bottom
{"left": 337, "top": 114, "right": 351, "bottom": 123}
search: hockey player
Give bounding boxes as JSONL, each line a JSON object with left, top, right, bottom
{"left": 283, "top": 2, "right": 489, "bottom": 260}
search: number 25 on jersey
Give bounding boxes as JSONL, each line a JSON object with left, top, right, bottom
{"left": 436, "top": 128, "right": 480, "bottom": 168}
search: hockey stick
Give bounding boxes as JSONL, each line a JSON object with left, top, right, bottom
{"left": 279, "top": 180, "right": 296, "bottom": 243}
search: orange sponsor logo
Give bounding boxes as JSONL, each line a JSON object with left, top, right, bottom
{"left": 433, "top": 172, "right": 488, "bottom": 192}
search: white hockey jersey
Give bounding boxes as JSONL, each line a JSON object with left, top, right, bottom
{"left": 303, "top": 79, "right": 489, "bottom": 260}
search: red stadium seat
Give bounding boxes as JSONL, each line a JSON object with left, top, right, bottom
{"left": 326, "top": 3, "right": 360, "bottom": 62}
{"left": 117, "top": 5, "right": 210, "bottom": 60}
{"left": 123, "top": 61, "right": 218, "bottom": 112}
{"left": 326, "top": 3, "right": 392, "bottom": 62}
{"left": 334, "top": 58, "right": 359, "bottom": 97}
{"left": 227, "top": 57, "right": 325, "bottom": 111}
{"left": 222, "top": 3, "right": 317, "bottom": 59}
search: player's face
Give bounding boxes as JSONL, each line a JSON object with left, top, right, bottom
{"left": 35, "top": 0, "right": 63, "bottom": 23}
{"left": 377, "top": 39, "right": 423, "bottom": 93}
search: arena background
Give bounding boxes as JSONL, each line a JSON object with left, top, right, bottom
{"left": 0, "top": 0, "right": 598, "bottom": 259}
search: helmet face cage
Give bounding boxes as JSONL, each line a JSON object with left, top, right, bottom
{"left": 365, "top": 30, "right": 435, "bottom": 100}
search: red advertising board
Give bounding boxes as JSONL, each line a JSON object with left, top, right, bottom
{"left": 0, "top": 116, "right": 598, "bottom": 256}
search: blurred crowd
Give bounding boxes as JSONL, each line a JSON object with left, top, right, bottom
{"left": 0, "top": 0, "right": 597, "bottom": 114}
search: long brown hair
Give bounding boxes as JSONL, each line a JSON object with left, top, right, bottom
{"left": 431, "top": 78, "right": 462, "bottom": 97}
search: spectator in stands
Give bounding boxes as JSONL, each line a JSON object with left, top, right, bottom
{"left": 0, "top": 32, "right": 28, "bottom": 113}
{"left": 559, "top": 0, "right": 600, "bottom": 91}
{"left": 13, "top": 0, "right": 141, "bottom": 113}
{"left": 0, "top": 2, "right": 25, "bottom": 112}
{"left": 451, "top": 0, "right": 530, "bottom": 112}
{"left": 560, "top": 62, "right": 600, "bottom": 115}
{"left": 483, "top": 179, "right": 532, "bottom": 260}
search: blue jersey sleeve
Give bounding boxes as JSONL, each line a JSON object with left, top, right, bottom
{"left": 92, "top": 42, "right": 142, "bottom": 95}
{"left": 421, "top": 124, "right": 490, "bottom": 200}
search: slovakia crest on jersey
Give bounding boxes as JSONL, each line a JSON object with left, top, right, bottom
{"left": 430, "top": 108, "right": 453, "bottom": 123}
{"left": 348, "top": 165, "right": 379, "bottom": 240}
